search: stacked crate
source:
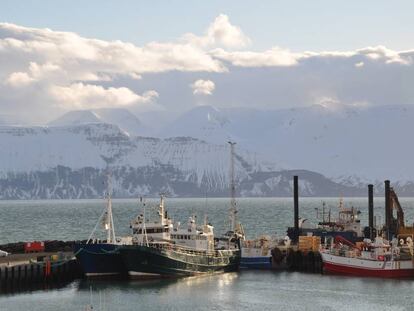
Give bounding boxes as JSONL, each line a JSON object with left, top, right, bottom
{"left": 298, "top": 236, "right": 321, "bottom": 252}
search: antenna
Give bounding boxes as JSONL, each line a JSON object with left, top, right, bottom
{"left": 228, "top": 141, "right": 237, "bottom": 232}
{"left": 339, "top": 195, "right": 344, "bottom": 211}
{"left": 322, "top": 201, "right": 326, "bottom": 223}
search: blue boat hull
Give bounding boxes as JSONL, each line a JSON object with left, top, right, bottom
{"left": 240, "top": 256, "right": 273, "bottom": 269}
{"left": 73, "top": 243, "right": 126, "bottom": 277}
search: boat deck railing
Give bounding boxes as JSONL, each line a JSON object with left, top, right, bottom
{"left": 135, "top": 241, "right": 237, "bottom": 258}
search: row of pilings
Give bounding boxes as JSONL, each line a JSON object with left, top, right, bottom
{"left": 0, "top": 240, "right": 85, "bottom": 293}
{"left": 286, "top": 249, "right": 323, "bottom": 273}
{"left": 0, "top": 259, "right": 83, "bottom": 293}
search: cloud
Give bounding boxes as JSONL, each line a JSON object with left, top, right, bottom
{"left": 5, "top": 71, "right": 34, "bottom": 87}
{"left": 1, "top": 18, "right": 414, "bottom": 124}
{"left": 49, "top": 83, "right": 158, "bottom": 109}
{"left": 191, "top": 79, "right": 215, "bottom": 95}
{"left": 182, "top": 14, "right": 251, "bottom": 49}
{"left": 0, "top": 23, "right": 226, "bottom": 78}
{"left": 211, "top": 47, "right": 300, "bottom": 67}
{"left": 211, "top": 45, "right": 414, "bottom": 68}
{"left": 0, "top": 22, "right": 224, "bottom": 122}
{"left": 357, "top": 46, "right": 411, "bottom": 64}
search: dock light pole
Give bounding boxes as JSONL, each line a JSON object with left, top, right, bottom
{"left": 368, "top": 184, "right": 374, "bottom": 240}
{"left": 293, "top": 175, "right": 299, "bottom": 243}
{"left": 384, "top": 180, "right": 391, "bottom": 240}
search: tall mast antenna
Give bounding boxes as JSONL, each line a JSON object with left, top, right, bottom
{"left": 228, "top": 141, "right": 237, "bottom": 231}
{"left": 106, "top": 172, "right": 116, "bottom": 244}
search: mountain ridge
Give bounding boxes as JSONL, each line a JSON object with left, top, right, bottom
{"left": 0, "top": 122, "right": 385, "bottom": 199}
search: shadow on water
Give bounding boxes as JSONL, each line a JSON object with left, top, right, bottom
{"left": 0, "top": 271, "right": 413, "bottom": 310}
{"left": 77, "top": 271, "right": 240, "bottom": 293}
{"left": 0, "top": 280, "right": 74, "bottom": 297}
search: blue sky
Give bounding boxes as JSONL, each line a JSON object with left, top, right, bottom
{"left": 0, "top": 0, "right": 412, "bottom": 51}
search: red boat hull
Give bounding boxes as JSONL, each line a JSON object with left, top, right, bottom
{"left": 323, "top": 261, "right": 414, "bottom": 278}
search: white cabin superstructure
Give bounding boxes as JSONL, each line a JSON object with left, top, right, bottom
{"left": 130, "top": 196, "right": 216, "bottom": 252}
{"left": 130, "top": 196, "right": 173, "bottom": 245}
{"left": 170, "top": 216, "right": 215, "bottom": 252}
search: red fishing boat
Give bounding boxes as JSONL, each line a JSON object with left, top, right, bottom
{"left": 320, "top": 235, "right": 414, "bottom": 278}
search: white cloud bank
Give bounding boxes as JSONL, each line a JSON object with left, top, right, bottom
{"left": 191, "top": 79, "right": 215, "bottom": 95}
{"left": 1, "top": 15, "right": 414, "bottom": 123}
{"left": 49, "top": 83, "right": 159, "bottom": 110}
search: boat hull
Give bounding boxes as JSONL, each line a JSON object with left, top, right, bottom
{"left": 120, "top": 245, "right": 240, "bottom": 277}
{"left": 240, "top": 256, "right": 272, "bottom": 269}
{"left": 321, "top": 252, "right": 414, "bottom": 278}
{"left": 74, "top": 243, "right": 126, "bottom": 277}
{"left": 240, "top": 246, "right": 287, "bottom": 270}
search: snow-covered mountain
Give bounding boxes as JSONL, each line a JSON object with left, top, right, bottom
{"left": 158, "top": 105, "right": 235, "bottom": 143}
{"left": 2, "top": 102, "right": 413, "bottom": 199}
{"left": 157, "top": 104, "right": 414, "bottom": 183}
{"left": 49, "top": 108, "right": 144, "bottom": 136}
{"left": 0, "top": 123, "right": 364, "bottom": 199}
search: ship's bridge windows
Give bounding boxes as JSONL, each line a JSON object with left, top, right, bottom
{"left": 133, "top": 228, "right": 169, "bottom": 234}
{"left": 172, "top": 235, "right": 194, "bottom": 240}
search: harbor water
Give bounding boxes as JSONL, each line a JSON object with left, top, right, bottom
{"left": 1, "top": 197, "right": 414, "bottom": 310}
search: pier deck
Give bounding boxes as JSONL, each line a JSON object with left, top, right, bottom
{"left": 0, "top": 252, "right": 73, "bottom": 267}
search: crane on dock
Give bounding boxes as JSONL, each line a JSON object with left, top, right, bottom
{"left": 388, "top": 187, "right": 414, "bottom": 236}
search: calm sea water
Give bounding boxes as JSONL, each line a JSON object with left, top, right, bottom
{"left": 0, "top": 197, "right": 414, "bottom": 310}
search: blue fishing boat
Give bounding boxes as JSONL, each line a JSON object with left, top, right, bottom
{"left": 240, "top": 236, "right": 290, "bottom": 269}
{"left": 73, "top": 242, "right": 125, "bottom": 277}
{"left": 74, "top": 178, "right": 131, "bottom": 277}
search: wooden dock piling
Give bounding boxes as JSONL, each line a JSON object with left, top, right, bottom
{"left": 0, "top": 257, "right": 83, "bottom": 293}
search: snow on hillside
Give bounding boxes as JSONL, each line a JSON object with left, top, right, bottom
{"left": 0, "top": 123, "right": 274, "bottom": 188}
{"left": 0, "top": 125, "right": 108, "bottom": 172}
{"left": 48, "top": 108, "right": 143, "bottom": 135}
{"left": 0, "top": 122, "right": 396, "bottom": 198}
{"left": 48, "top": 110, "right": 101, "bottom": 126}
{"left": 158, "top": 105, "right": 236, "bottom": 143}
{"left": 158, "top": 104, "right": 414, "bottom": 182}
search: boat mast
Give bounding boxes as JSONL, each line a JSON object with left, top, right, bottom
{"left": 228, "top": 141, "right": 237, "bottom": 232}
{"left": 141, "top": 197, "right": 149, "bottom": 247}
{"left": 106, "top": 173, "right": 116, "bottom": 244}
{"left": 159, "top": 194, "right": 165, "bottom": 224}
{"left": 85, "top": 172, "right": 116, "bottom": 245}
